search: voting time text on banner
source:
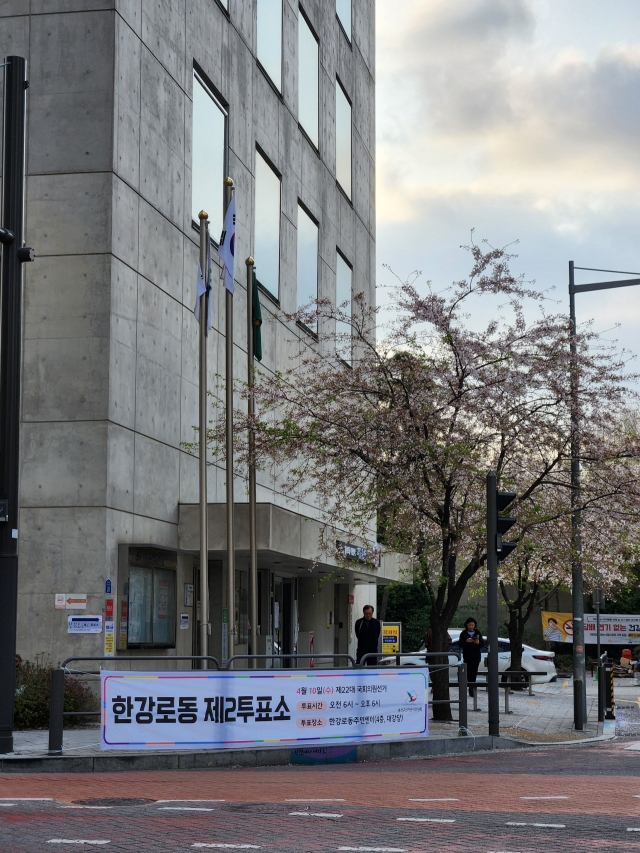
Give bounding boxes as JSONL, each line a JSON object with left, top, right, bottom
{"left": 101, "top": 668, "right": 428, "bottom": 750}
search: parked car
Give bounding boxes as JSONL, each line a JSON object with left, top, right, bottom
{"left": 381, "top": 629, "right": 557, "bottom": 684}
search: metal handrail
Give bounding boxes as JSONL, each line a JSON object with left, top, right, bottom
{"left": 60, "top": 655, "right": 221, "bottom": 670}
{"left": 226, "top": 653, "right": 357, "bottom": 668}
{"left": 49, "top": 655, "right": 222, "bottom": 755}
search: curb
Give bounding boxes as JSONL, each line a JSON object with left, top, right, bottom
{"left": 0, "top": 734, "right": 529, "bottom": 774}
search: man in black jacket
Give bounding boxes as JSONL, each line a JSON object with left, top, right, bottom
{"left": 355, "top": 605, "right": 381, "bottom": 665}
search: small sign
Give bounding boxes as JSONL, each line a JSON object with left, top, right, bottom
{"left": 184, "top": 583, "right": 194, "bottom": 607}
{"left": 104, "top": 620, "right": 115, "bottom": 656}
{"left": 64, "top": 593, "right": 87, "bottom": 610}
{"left": 348, "top": 594, "right": 354, "bottom": 605}
{"left": 119, "top": 620, "right": 128, "bottom": 650}
{"left": 68, "top": 615, "right": 103, "bottom": 634}
{"left": 54, "top": 593, "right": 66, "bottom": 610}
{"left": 105, "top": 599, "right": 114, "bottom": 619}
{"left": 180, "top": 613, "right": 190, "bottom": 630}
{"left": 382, "top": 622, "right": 402, "bottom": 655}
{"left": 105, "top": 578, "right": 112, "bottom": 595}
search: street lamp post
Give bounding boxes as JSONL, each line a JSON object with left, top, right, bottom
{"left": 568, "top": 261, "right": 640, "bottom": 731}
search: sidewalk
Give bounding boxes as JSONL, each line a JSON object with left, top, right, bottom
{"left": 5, "top": 672, "right": 629, "bottom": 764}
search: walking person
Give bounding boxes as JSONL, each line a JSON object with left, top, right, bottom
{"left": 355, "top": 605, "right": 381, "bottom": 665}
{"left": 458, "top": 617, "right": 484, "bottom": 696}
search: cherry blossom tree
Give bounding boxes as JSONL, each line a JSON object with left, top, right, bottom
{"left": 209, "top": 240, "right": 640, "bottom": 720}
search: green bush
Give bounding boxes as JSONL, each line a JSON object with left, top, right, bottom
{"left": 377, "top": 581, "right": 431, "bottom": 651}
{"left": 14, "top": 659, "right": 98, "bottom": 730}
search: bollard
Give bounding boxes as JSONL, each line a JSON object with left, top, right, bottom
{"left": 504, "top": 685, "right": 510, "bottom": 714}
{"left": 604, "top": 664, "right": 615, "bottom": 720}
{"left": 573, "top": 678, "right": 584, "bottom": 730}
{"left": 48, "top": 668, "right": 65, "bottom": 755}
{"left": 597, "top": 664, "right": 605, "bottom": 723}
{"left": 528, "top": 673, "right": 534, "bottom": 696}
{"left": 458, "top": 663, "right": 468, "bottom": 733}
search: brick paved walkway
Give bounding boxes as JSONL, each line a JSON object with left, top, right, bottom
{"left": 1, "top": 740, "right": 640, "bottom": 852}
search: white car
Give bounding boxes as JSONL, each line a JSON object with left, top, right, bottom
{"left": 382, "top": 629, "right": 557, "bottom": 684}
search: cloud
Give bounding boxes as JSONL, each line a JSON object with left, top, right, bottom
{"left": 377, "top": 0, "right": 640, "bottom": 238}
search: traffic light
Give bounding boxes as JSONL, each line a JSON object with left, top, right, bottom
{"left": 496, "top": 490, "right": 517, "bottom": 562}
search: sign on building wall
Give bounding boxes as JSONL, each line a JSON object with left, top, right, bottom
{"left": 381, "top": 622, "right": 402, "bottom": 654}
{"left": 100, "top": 668, "right": 428, "bottom": 751}
{"left": 541, "top": 611, "right": 640, "bottom": 645}
{"left": 68, "top": 615, "right": 102, "bottom": 634}
{"left": 55, "top": 593, "right": 87, "bottom": 610}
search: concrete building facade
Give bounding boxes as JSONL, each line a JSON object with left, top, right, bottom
{"left": 0, "top": 0, "right": 398, "bottom": 670}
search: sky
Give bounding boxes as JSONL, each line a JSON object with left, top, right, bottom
{"left": 375, "top": 0, "right": 640, "bottom": 361}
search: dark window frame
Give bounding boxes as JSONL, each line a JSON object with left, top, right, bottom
{"left": 256, "top": 0, "right": 284, "bottom": 95}
{"left": 298, "top": 4, "right": 320, "bottom": 153}
{"left": 254, "top": 145, "right": 283, "bottom": 302}
{"left": 191, "top": 63, "right": 229, "bottom": 245}
{"left": 335, "top": 75, "right": 353, "bottom": 201}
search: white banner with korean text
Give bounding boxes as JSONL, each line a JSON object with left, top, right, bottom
{"left": 100, "top": 668, "right": 428, "bottom": 750}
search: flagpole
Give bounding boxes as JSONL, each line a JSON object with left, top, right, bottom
{"left": 224, "top": 177, "right": 236, "bottom": 667}
{"left": 246, "top": 258, "right": 258, "bottom": 669}
{"left": 198, "top": 210, "right": 210, "bottom": 668}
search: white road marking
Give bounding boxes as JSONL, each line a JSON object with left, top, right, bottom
{"left": 0, "top": 804, "right": 15, "bottom": 807}
{"left": 46, "top": 842, "right": 110, "bottom": 846}
{"left": 408, "top": 798, "right": 459, "bottom": 802}
{"left": 627, "top": 828, "right": 640, "bottom": 832}
{"left": 506, "top": 822, "right": 565, "bottom": 828}
{"left": 520, "top": 796, "right": 568, "bottom": 800}
{"left": 59, "top": 807, "right": 113, "bottom": 810}
{"left": 159, "top": 807, "right": 216, "bottom": 812}
{"left": 0, "top": 797, "right": 53, "bottom": 801}
{"left": 286, "top": 798, "right": 345, "bottom": 802}
{"left": 157, "top": 799, "right": 225, "bottom": 803}
{"left": 338, "top": 848, "right": 405, "bottom": 852}
{"left": 192, "top": 846, "right": 261, "bottom": 849}
{"left": 397, "top": 817, "right": 455, "bottom": 823}
{"left": 289, "top": 811, "right": 342, "bottom": 818}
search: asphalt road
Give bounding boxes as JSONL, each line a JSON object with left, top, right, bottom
{"left": 1, "top": 739, "right": 639, "bottom": 852}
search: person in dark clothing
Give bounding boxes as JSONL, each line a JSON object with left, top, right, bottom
{"left": 355, "top": 605, "right": 381, "bottom": 665}
{"left": 458, "top": 617, "right": 484, "bottom": 696}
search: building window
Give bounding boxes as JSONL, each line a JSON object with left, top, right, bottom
{"left": 254, "top": 150, "right": 281, "bottom": 299}
{"left": 336, "top": 250, "right": 352, "bottom": 362}
{"left": 298, "top": 7, "right": 319, "bottom": 148}
{"left": 336, "top": 0, "right": 351, "bottom": 41}
{"left": 257, "top": 0, "right": 283, "bottom": 91}
{"left": 191, "top": 70, "right": 227, "bottom": 239}
{"left": 127, "top": 565, "right": 176, "bottom": 648}
{"left": 335, "top": 79, "right": 352, "bottom": 199}
{"left": 297, "top": 203, "right": 318, "bottom": 331}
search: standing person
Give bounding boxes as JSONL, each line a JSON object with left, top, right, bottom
{"left": 458, "top": 617, "right": 484, "bottom": 696}
{"left": 355, "top": 605, "right": 381, "bottom": 665}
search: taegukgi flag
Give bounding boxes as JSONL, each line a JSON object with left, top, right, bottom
{"left": 193, "top": 237, "right": 213, "bottom": 330}
{"left": 218, "top": 193, "right": 235, "bottom": 294}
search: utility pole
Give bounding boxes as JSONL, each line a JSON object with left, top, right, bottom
{"left": 568, "top": 261, "right": 640, "bottom": 729}
{"left": 0, "top": 56, "right": 35, "bottom": 754}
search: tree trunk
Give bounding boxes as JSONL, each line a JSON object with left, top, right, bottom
{"left": 505, "top": 607, "right": 527, "bottom": 688}
{"left": 429, "top": 611, "right": 453, "bottom": 721}
{"left": 379, "top": 585, "right": 391, "bottom": 622}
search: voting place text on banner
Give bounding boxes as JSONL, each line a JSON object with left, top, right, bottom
{"left": 101, "top": 668, "right": 428, "bottom": 750}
